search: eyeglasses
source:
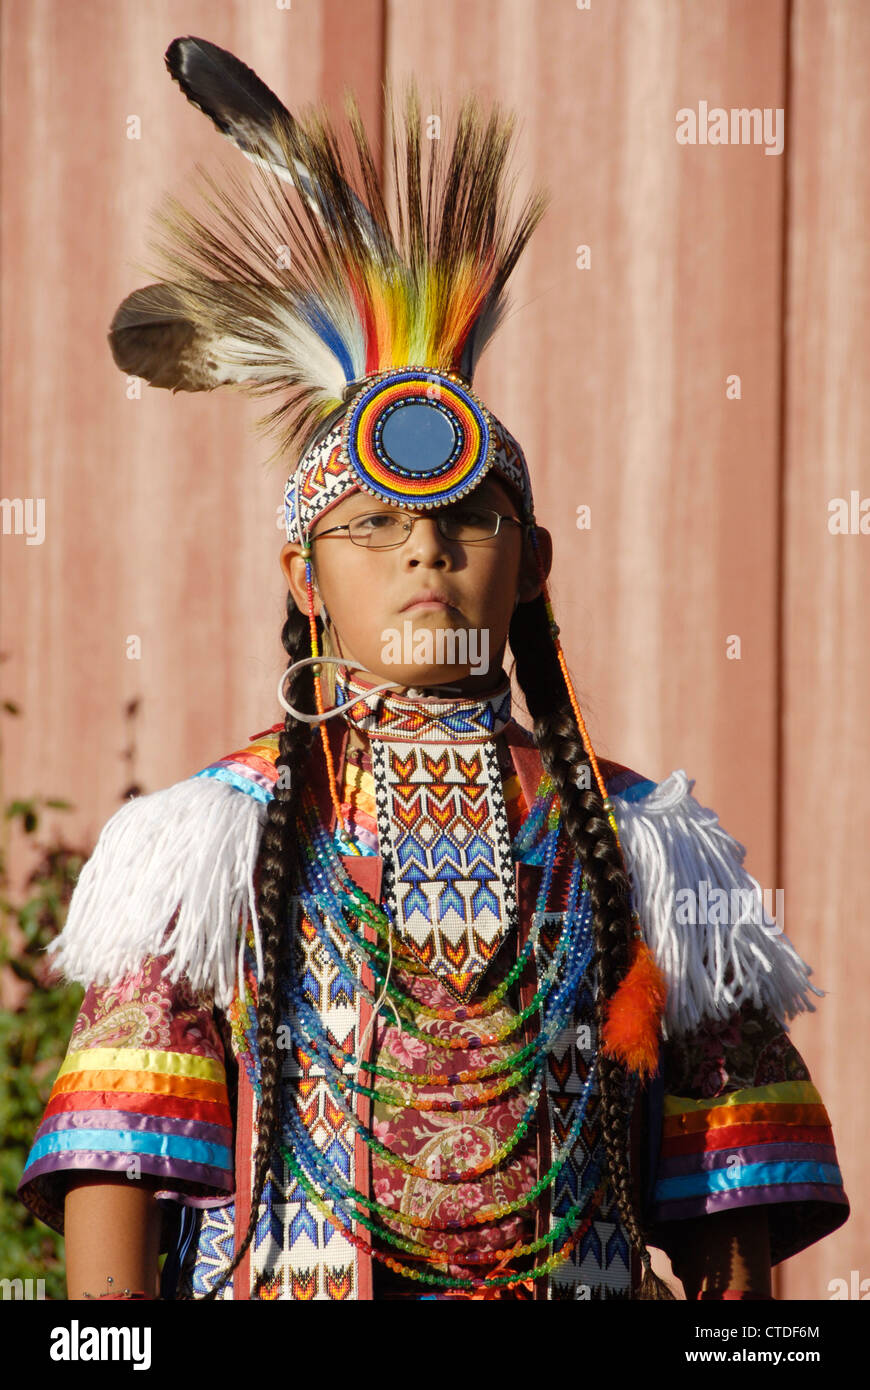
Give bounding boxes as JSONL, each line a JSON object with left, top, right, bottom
{"left": 309, "top": 506, "right": 527, "bottom": 549}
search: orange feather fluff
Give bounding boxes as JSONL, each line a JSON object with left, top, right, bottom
{"left": 600, "top": 937, "right": 667, "bottom": 1079}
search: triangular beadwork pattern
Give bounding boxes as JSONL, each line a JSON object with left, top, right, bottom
{"left": 352, "top": 679, "right": 517, "bottom": 1002}
{"left": 534, "top": 912, "right": 633, "bottom": 1301}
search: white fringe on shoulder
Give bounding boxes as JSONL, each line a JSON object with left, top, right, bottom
{"left": 47, "top": 777, "right": 269, "bottom": 1010}
{"left": 613, "top": 771, "right": 823, "bottom": 1038}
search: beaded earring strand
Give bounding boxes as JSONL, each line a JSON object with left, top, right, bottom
{"left": 300, "top": 539, "right": 360, "bottom": 854}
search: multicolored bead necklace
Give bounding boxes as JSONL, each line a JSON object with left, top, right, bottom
{"left": 292, "top": 787, "right": 579, "bottom": 1052}
{"left": 238, "top": 713, "right": 608, "bottom": 1290}
{"left": 283, "top": 905, "right": 592, "bottom": 1184}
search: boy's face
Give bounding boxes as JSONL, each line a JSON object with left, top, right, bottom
{"left": 280, "top": 473, "right": 551, "bottom": 693}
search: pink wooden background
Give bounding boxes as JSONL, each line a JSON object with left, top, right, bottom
{"left": 1, "top": 0, "right": 866, "bottom": 1299}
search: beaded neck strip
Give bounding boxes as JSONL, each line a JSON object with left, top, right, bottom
{"left": 334, "top": 668, "right": 517, "bottom": 1003}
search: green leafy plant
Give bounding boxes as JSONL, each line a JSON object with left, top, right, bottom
{"left": 0, "top": 793, "right": 87, "bottom": 1299}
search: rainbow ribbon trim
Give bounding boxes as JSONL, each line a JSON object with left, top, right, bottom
{"left": 650, "top": 1080, "right": 846, "bottom": 1219}
{"left": 20, "top": 1046, "right": 234, "bottom": 1199}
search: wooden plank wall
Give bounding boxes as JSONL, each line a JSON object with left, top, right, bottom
{"left": 1, "top": 0, "right": 865, "bottom": 1300}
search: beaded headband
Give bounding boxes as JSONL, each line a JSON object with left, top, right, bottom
{"left": 284, "top": 369, "right": 534, "bottom": 544}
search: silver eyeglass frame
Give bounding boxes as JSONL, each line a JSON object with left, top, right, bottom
{"left": 308, "top": 507, "right": 528, "bottom": 549}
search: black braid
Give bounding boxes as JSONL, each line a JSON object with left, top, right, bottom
{"left": 510, "top": 594, "right": 675, "bottom": 1300}
{"left": 201, "top": 592, "right": 316, "bottom": 1299}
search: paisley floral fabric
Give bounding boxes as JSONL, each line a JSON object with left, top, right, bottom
{"left": 368, "top": 944, "right": 539, "bottom": 1296}
{"left": 65, "top": 953, "right": 227, "bottom": 1057}
{"left": 662, "top": 1003, "right": 810, "bottom": 1096}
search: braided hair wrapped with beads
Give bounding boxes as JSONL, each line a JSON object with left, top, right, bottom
{"left": 17, "top": 37, "right": 848, "bottom": 1301}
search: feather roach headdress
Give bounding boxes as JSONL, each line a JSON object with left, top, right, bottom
{"left": 109, "top": 36, "right": 548, "bottom": 512}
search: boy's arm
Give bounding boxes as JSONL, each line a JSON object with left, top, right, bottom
{"left": 666, "top": 1207, "right": 772, "bottom": 1299}
{"left": 64, "top": 1174, "right": 162, "bottom": 1300}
